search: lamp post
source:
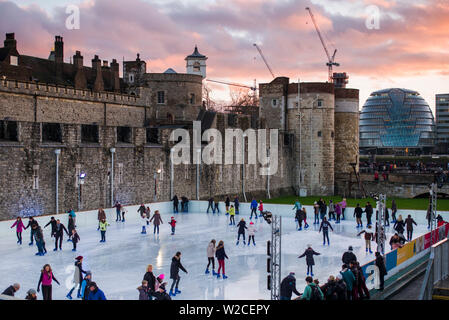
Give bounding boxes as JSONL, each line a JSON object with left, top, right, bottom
{"left": 170, "top": 149, "right": 174, "bottom": 200}
{"left": 54, "top": 149, "right": 61, "bottom": 214}
{"left": 154, "top": 168, "right": 162, "bottom": 202}
{"left": 196, "top": 148, "right": 201, "bottom": 200}
{"left": 110, "top": 148, "right": 116, "bottom": 207}
{"left": 242, "top": 133, "right": 247, "bottom": 202}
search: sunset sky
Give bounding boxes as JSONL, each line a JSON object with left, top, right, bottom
{"left": 1, "top": 0, "right": 448, "bottom": 113}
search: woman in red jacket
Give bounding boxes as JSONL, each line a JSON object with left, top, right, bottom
{"left": 37, "top": 264, "right": 60, "bottom": 300}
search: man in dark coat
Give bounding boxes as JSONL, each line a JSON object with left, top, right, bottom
{"left": 280, "top": 272, "right": 301, "bottom": 300}
{"left": 342, "top": 246, "right": 357, "bottom": 265}
{"left": 181, "top": 196, "right": 189, "bottom": 212}
{"left": 44, "top": 217, "right": 57, "bottom": 237}
{"left": 2, "top": 283, "right": 20, "bottom": 296}
{"left": 405, "top": 215, "right": 418, "bottom": 241}
{"left": 53, "top": 219, "right": 69, "bottom": 251}
{"left": 172, "top": 195, "right": 179, "bottom": 213}
{"left": 375, "top": 252, "right": 387, "bottom": 291}
{"left": 24, "top": 217, "right": 39, "bottom": 245}
{"left": 364, "top": 202, "right": 373, "bottom": 226}
{"left": 207, "top": 197, "right": 214, "bottom": 213}
{"left": 169, "top": 252, "right": 187, "bottom": 297}
{"left": 298, "top": 245, "right": 320, "bottom": 277}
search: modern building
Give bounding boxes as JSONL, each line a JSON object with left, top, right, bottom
{"left": 359, "top": 88, "right": 435, "bottom": 155}
{"left": 435, "top": 94, "right": 449, "bottom": 147}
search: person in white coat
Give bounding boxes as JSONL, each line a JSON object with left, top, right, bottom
{"left": 205, "top": 239, "right": 217, "bottom": 275}
{"left": 141, "top": 213, "right": 149, "bottom": 234}
{"left": 121, "top": 206, "right": 128, "bottom": 222}
{"left": 248, "top": 222, "right": 256, "bottom": 246}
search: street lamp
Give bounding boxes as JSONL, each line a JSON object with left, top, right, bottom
{"left": 54, "top": 149, "right": 61, "bottom": 214}
{"left": 154, "top": 168, "right": 162, "bottom": 202}
{"left": 110, "top": 148, "right": 116, "bottom": 207}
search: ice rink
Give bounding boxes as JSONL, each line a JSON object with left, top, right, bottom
{"left": 0, "top": 202, "right": 444, "bottom": 300}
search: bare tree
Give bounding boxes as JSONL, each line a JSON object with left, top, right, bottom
{"left": 229, "top": 87, "right": 259, "bottom": 107}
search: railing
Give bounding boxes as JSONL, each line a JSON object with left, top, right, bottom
{"left": 419, "top": 237, "right": 449, "bottom": 300}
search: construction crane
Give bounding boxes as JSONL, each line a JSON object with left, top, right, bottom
{"left": 306, "top": 7, "right": 340, "bottom": 83}
{"left": 206, "top": 79, "right": 257, "bottom": 92}
{"left": 253, "top": 43, "right": 275, "bottom": 78}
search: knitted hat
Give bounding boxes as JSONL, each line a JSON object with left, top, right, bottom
{"left": 76, "top": 256, "right": 83, "bottom": 260}
{"left": 250, "top": 222, "right": 254, "bottom": 225}
{"left": 348, "top": 246, "right": 353, "bottom": 251}
{"left": 158, "top": 274, "right": 165, "bottom": 280}
{"left": 27, "top": 289, "right": 36, "bottom": 295}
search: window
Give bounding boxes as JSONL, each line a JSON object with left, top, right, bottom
{"left": 128, "top": 73, "right": 134, "bottom": 83}
{"left": 228, "top": 114, "right": 237, "bottom": 127}
{"left": 189, "top": 93, "right": 195, "bottom": 104}
{"left": 157, "top": 91, "right": 165, "bottom": 104}
{"left": 146, "top": 128, "right": 160, "bottom": 144}
{"left": 42, "top": 123, "right": 62, "bottom": 142}
{"left": 317, "top": 131, "right": 322, "bottom": 137}
{"left": 317, "top": 99, "right": 324, "bottom": 107}
{"left": 0, "top": 120, "right": 18, "bottom": 141}
{"left": 331, "top": 131, "right": 334, "bottom": 138}
{"left": 32, "top": 165, "right": 39, "bottom": 190}
{"left": 10, "top": 56, "right": 18, "bottom": 66}
{"left": 81, "top": 124, "right": 99, "bottom": 143}
{"left": 193, "top": 61, "right": 201, "bottom": 72}
{"left": 271, "top": 99, "right": 278, "bottom": 107}
{"left": 117, "top": 126, "right": 132, "bottom": 143}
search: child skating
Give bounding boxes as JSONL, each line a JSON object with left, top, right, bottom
{"left": 99, "top": 219, "right": 109, "bottom": 242}
{"left": 298, "top": 245, "right": 320, "bottom": 277}
{"left": 229, "top": 205, "right": 236, "bottom": 226}
{"left": 71, "top": 229, "right": 80, "bottom": 252}
{"left": 248, "top": 221, "right": 256, "bottom": 246}
{"left": 141, "top": 212, "right": 148, "bottom": 234}
{"left": 250, "top": 199, "right": 258, "bottom": 219}
{"left": 258, "top": 200, "right": 264, "bottom": 217}
{"left": 357, "top": 225, "right": 374, "bottom": 254}
{"left": 205, "top": 239, "right": 217, "bottom": 275}
{"left": 169, "top": 217, "right": 176, "bottom": 235}
{"left": 215, "top": 240, "right": 229, "bottom": 279}
{"left": 319, "top": 217, "right": 333, "bottom": 246}
{"left": 236, "top": 218, "right": 247, "bottom": 245}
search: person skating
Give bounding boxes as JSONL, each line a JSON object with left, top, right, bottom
{"left": 389, "top": 233, "right": 402, "bottom": 250}
{"left": 25, "top": 289, "right": 37, "bottom": 300}
{"left": 137, "top": 280, "right": 151, "bottom": 300}
{"left": 113, "top": 201, "right": 122, "bottom": 222}
{"left": 340, "top": 264, "right": 355, "bottom": 300}
{"left": 328, "top": 200, "right": 336, "bottom": 221}
{"left": 151, "top": 283, "right": 171, "bottom": 300}
{"left": 280, "top": 272, "right": 301, "bottom": 300}
{"left": 426, "top": 204, "right": 432, "bottom": 229}
{"left": 339, "top": 198, "right": 347, "bottom": 220}
{"left": 169, "top": 216, "right": 176, "bottom": 235}
{"left": 319, "top": 217, "right": 333, "bottom": 245}
{"left": 302, "top": 207, "right": 309, "bottom": 229}
{"left": 215, "top": 240, "right": 229, "bottom": 279}
{"left": 354, "top": 203, "right": 363, "bottom": 228}
{"left": 364, "top": 202, "right": 373, "bottom": 226}
{"left": 80, "top": 271, "right": 93, "bottom": 300}
{"left": 33, "top": 225, "right": 46, "bottom": 256}
{"left": 68, "top": 209, "right": 77, "bottom": 226}
{"left": 11, "top": 217, "right": 25, "bottom": 245}
{"left": 385, "top": 207, "right": 390, "bottom": 226}
{"left": 228, "top": 205, "right": 236, "bottom": 225}
{"left": 300, "top": 276, "right": 324, "bottom": 300}
{"left": 87, "top": 282, "right": 107, "bottom": 300}
{"left": 172, "top": 195, "right": 179, "bottom": 213}
{"left": 150, "top": 210, "right": 163, "bottom": 235}
{"left": 295, "top": 208, "right": 303, "bottom": 230}
{"left": 97, "top": 208, "right": 106, "bottom": 231}
{"left": 143, "top": 264, "right": 156, "bottom": 300}
{"left": 140, "top": 212, "right": 149, "bottom": 234}
{"left": 99, "top": 219, "right": 109, "bottom": 242}
{"left": 335, "top": 202, "right": 342, "bottom": 224}
{"left": 154, "top": 274, "right": 165, "bottom": 292}
{"left": 258, "top": 200, "right": 264, "bottom": 217}
{"left": 405, "top": 214, "right": 417, "bottom": 241}
{"left": 357, "top": 225, "right": 374, "bottom": 253}
{"left": 24, "top": 217, "right": 39, "bottom": 246}
{"left": 393, "top": 215, "right": 405, "bottom": 235}
{"left": 53, "top": 219, "right": 69, "bottom": 251}
{"left": 181, "top": 196, "right": 189, "bottom": 212}
{"left": 137, "top": 203, "right": 146, "bottom": 217}
{"left": 71, "top": 229, "right": 80, "bottom": 251}
{"left": 342, "top": 246, "right": 357, "bottom": 265}
{"left": 250, "top": 198, "right": 258, "bottom": 219}
{"left": 2, "top": 283, "right": 20, "bottom": 297}
{"left": 375, "top": 252, "right": 387, "bottom": 291}
{"left": 391, "top": 199, "right": 397, "bottom": 223}
{"left": 169, "top": 251, "right": 188, "bottom": 297}
{"left": 214, "top": 197, "right": 220, "bottom": 214}
{"left": 43, "top": 217, "right": 57, "bottom": 237}
{"left": 234, "top": 196, "right": 240, "bottom": 214}
{"left": 206, "top": 240, "right": 217, "bottom": 275}
{"left": 67, "top": 215, "right": 75, "bottom": 241}
{"left": 225, "top": 196, "right": 230, "bottom": 214}
{"left": 313, "top": 201, "right": 320, "bottom": 224}
{"left": 319, "top": 199, "right": 327, "bottom": 221}
{"left": 120, "top": 205, "right": 127, "bottom": 222}
{"left": 248, "top": 221, "right": 256, "bottom": 246}
{"left": 207, "top": 197, "right": 214, "bottom": 213}
{"left": 67, "top": 256, "right": 87, "bottom": 299}
{"left": 146, "top": 207, "right": 151, "bottom": 220}
{"left": 298, "top": 245, "right": 320, "bottom": 276}
{"left": 236, "top": 218, "right": 247, "bottom": 245}
{"left": 37, "top": 264, "right": 60, "bottom": 300}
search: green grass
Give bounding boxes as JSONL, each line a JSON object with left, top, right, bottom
{"left": 262, "top": 195, "right": 449, "bottom": 211}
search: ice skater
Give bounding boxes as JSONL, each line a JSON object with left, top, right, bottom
{"left": 335, "top": 202, "right": 342, "bottom": 224}
{"left": 298, "top": 245, "right": 320, "bottom": 277}
{"left": 357, "top": 225, "right": 374, "bottom": 254}
{"left": 393, "top": 215, "right": 405, "bottom": 235}
{"left": 44, "top": 217, "right": 57, "bottom": 237}
{"left": 71, "top": 229, "right": 80, "bottom": 251}
{"left": 313, "top": 201, "right": 320, "bottom": 224}
{"left": 250, "top": 198, "right": 258, "bottom": 219}
{"left": 426, "top": 204, "right": 432, "bottom": 229}
{"left": 137, "top": 203, "right": 146, "bottom": 218}
{"left": 295, "top": 208, "right": 302, "bottom": 230}
{"left": 364, "top": 202, "right": 373, "bottom": 226}
{"left": 24, "top": 217, "right": 39, "bottom": 246}
{"left": 97, "top": 208, "right": 106, "bottom": 230}
{"left": 258, "top": 200, "right": 264, "bottom": 217}
{"left": 67, "top": 215, "right": 75, "bottom": 241}
{"left": 354, "top": 204, "right": 363, "bottom": 228}
{"left": 150, "top": 210, "right": 163, "bottom": 235}
{"left": 319, "top": 217, "right": 333, "bottom": 246}
{"left": 207, "top": 197, "right": 214, "bottom": 213}
{"left": 248, "top": 221, "right": 256, "bottom": 246}
{"left": 140, "top": 212, "right": 149, "bottom": 234}
{"left": 10, "top": 217, "right": 25, "bottom": 245}
{"left": 205, "top": 239, "right": 217, "bottom": 275}
{"left": 172, "top": 195, "right": 179, "bottom": 213}
{"left": 68, "top": 209, "right": 77, "bottom": 226}
{"left": 169, "top": 251, "right": 188, "bottom": 297}
{"left": 234, "top": 195, "right": 240, "bottom": 214}
{"left": 339, "top": 198, "right": 347, "bottom": 220}
{"left": 328, "top": 200, "right": 336, "bottom": 221}
{"left": 405, "top": 214, "right": 417, "bottom": 241}
{"left": 37, "top": 264, "right": 60, "bottom": 300}
{"left": 216, "top": 240, "right": 229, "bottom": 279}
{"left": 66, "top": 256, "right": 87, "bottom": 299}
{"left": 302, "top": 208, "right": 309, "bottom": 229}
{"left": 213, "top": 197, "right": 220, "bottom": 214}
{"left": 229, "top": 205, "right": 236, "bottom": 225}
{"left": 169, "top": 216, "right": 176, "bottom": 235}
{"left": 225, "top": 196, "right": 230, "bottom": 214}
{"left": 99, "top": 218, "right": 109, "bottom": 242}
{"left": 391, "top": 199, "right": 397, "bottom": 223}
{"left": 33, "top": 225, "right": 46, "bottom": 256}
{"left": 236, "top": 218, "right": 247, "bottom": 245}
{"left": 53, "top": 219, "right": 69, "bottom": 251}
{"left": 113, "top": 201, "right": 122, "bottom": 221}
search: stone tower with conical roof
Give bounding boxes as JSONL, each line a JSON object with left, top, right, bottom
{"left": 185, "top": 45, "right": 207, "bottom": 79}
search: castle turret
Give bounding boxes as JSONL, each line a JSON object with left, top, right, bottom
{"left": 92, "top": 55, "right": 104, "bottom": 92}
{"left": 185, "top": 45, "right": 207, "bottom": 79}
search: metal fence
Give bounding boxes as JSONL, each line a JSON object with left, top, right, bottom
{"left": 419, "top": 237, "right": 449, "bottom": 300}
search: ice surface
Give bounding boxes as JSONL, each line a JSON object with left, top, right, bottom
{"left": 0, "top": 202, "right": 444, "bottom": 300}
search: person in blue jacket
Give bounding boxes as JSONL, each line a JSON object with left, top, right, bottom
{"left": 87, "top": 282, "right": 106, "bottom": 300}
{"left": 250, "top": 199, "right": 258, "bottom": 219}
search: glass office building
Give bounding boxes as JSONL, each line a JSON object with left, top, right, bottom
{"left": 360, "top": 88, "right": 435, "bottom": 154}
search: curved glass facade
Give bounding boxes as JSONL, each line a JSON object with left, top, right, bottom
{"left": 360, "top": 88, "right": 435, "bottom": 150}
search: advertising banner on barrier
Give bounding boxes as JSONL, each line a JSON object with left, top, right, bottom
{"left": 396, "top": 240, "right": 415, "bottom": 265}
{"left": 415, "top": 234, "right": 425, "bottom": 254}
{"left": 385, "top": 249, "right": 397, "bottom": 271}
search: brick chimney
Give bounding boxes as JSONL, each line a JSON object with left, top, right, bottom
{"left": 92, "top": 55, "right": 104, "bottom": 92}
{"left": 102, "top": 60, "right": 109, "bottom": 67}
{"left": 73, "top": 51, "right": 87, "bottom": 89}
{"left": 54, "top": 36, "right": 63, "bottom": 77}
{"left": 110, "top": 59, "right": 120, "bottom": 92}
{"left": 4, "top": 33, "right": 16, "bottom": 49}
